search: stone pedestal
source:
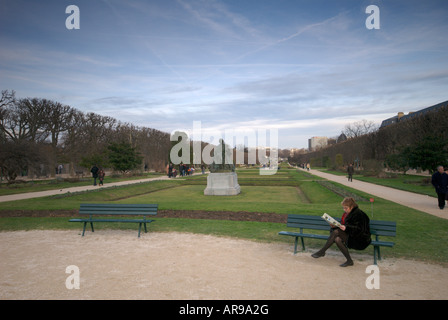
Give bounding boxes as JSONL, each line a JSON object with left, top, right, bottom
{"left": 204, "top": 172, "right": 241, "bottom": 196}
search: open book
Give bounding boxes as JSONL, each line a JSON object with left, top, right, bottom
{"left": 322, "top": 213, "right": 342, "bottom": 228}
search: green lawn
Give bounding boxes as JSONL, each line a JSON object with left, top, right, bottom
{"left": 324, "top": 169, "right": 435, "bottom": 197}
{"left": 0, "top": 172, "right": 165, "bottom": 196}
{"left": 1, "top": 168, "right": 448, "bottom": 264}
{"left": 118, "top": 185, "right": 304, "bottom": 213}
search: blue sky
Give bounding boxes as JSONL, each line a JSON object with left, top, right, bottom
{"left": 1, "top": 0, "right": 447, "bottom": 149}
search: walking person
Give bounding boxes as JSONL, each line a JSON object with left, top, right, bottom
{"left": 446, "top": 167, "right": 448, "bottom": 207}
{"left": 311, "top": 197, "right": 371, "bottom": 267}
{"left": 179, "top": 164, "right": 184, "bottom": 176}
{"left": 431, "top": 165, "right": 448, "bottom": 210}
{"left": 168, "top": 163, "right": 173, "bottom": 178}
{"left": 90, "top": 164, "right": 99, "bottom": 186}
{"left": 98, "top": 168, "right": 105, "bottom": 186}
{"left": 347, "top": 163, "right": 354, "bottom": 182}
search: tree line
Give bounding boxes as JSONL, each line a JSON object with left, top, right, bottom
{"left": 0, "top": 90, "right": 171, "bottom": 181}
{"left": 290, "top": 103, "right": 448, "bottom": 175}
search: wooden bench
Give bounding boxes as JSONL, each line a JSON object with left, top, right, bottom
{"left": 278, "top": 214, "right": 396, "bottom": 264}
{"left": 75, "top": 171, "right": 84, "bottom": 178}
{"left": 69, "top": 203, "right": 157, "bottom": 237}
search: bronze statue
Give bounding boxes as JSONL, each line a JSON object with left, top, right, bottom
{"left": 209, "top": 139, "right": 235, "bottom": 173}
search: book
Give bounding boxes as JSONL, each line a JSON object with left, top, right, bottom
{"left": 322, "top": 213, "right": 342, "bottom": 228}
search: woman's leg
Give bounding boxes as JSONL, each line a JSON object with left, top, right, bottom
{"left": 311, "top": 228, "right": 341, "bottom": 257}
{"left": 312, "top": 228, "right": 353, "bottom": 266}
{"left": 334, "top": 234, "right": 353, "bottom": 267}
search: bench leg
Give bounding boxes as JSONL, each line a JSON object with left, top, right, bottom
{"left": 144, "top": 222, "right": 148, "bottom": 233}
{"left": 82, "top": 222, "right": 87, "bottom": 236}
{"left": 138, "top": 223, "right": 142, "bottom": 238}
{"left": 373, "top": 246, "right": 378, "bottom": 265}
{"left": 294, "top": 237, "right": 298, "bottom": 254}
{"left": 293, "top": 237, "right": 306, "bottom": 254}
{"left": 82, "top": 222, "right": 94, "bottom": 236}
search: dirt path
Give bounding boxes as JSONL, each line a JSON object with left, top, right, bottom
{"left": 1, "top": 230, "right": 447, "bottom": 300}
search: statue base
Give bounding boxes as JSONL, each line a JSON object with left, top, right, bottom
{"left": 204, "top": 172, "right": 241, "bottom": 196}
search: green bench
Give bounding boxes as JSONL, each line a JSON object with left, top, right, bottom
{"left": 69, "top": 203, "right": 157, "bottom": 237}
{"left": 278, "top": 214, "right": 396, "bottom": 265}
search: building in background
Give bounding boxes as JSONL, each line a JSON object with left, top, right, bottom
{"left": 308, "top": 136, "right": 328, "bottom": 151}
{"left": 380, "top": 100, "right": 448, "bottom": 128}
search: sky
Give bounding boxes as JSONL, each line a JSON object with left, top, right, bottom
{"left": 1, "top": 0, "right": 448, "bottom": 149}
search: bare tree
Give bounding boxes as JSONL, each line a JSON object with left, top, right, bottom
{"left": 0, "top": 97, "right": 48, "bottom": 142}
{"left": 0, "top": 90, "right": 16, "bottom": 142}
{"left": 61, "top": 109, "right": 86, "bottom": 174}
{"left": 1, "top": 90, "right": 175, "bottom": 175}
{"left": 41, "top": 100, "right": 75, "bottom": 176}
{"left": 343, "top": 119, "right": 378, "bottom": 139}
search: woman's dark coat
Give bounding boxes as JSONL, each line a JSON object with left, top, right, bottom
{"left": 344, "top": 206, "right": 371, "bottom": 250}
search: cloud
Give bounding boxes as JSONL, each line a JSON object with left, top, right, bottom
{"left": 2, "top": 0, "right": 448, "bottom": 149}
{"left": 176, "top": 0, "right": 262, "bottom": 40}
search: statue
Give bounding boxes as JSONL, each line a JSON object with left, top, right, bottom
{"left": 209, "top": 139, "right": 235, "bottom": 173}
{"left": 204, "top": 139, "right": 240, "bottom": 196}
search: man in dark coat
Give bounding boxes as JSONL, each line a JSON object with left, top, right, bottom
{"left": 347, "top": 163, "right": 354, "bottom": 182}
{"left": 312, "top": 197, "right": 371, "bottom": 267}
{"left": 431, "top": 165, "right": 448, "bottom": 210}
{"left": 90, "top": 164, "right": 99, "bottom": 186}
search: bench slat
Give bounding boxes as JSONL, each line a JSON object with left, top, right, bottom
{"left": 286, "top": 214, "right": 335, "bottom": 231}
{"left": 371, "top": 240, "right": 395, "bottom": 247}
{"left": 79, "top": 204, "right": 157, "bottom": 216}
{"left": 80, "top": 204, "right": 157, "bottom": 208}
{"left": 278, "top": 231, "right": 328, "bottom": 240}
{"left": 79, "top": 210, "right": 157, "bottom": 216}
{"left": 71, "top": 219, "right": 155, "bottom": 223}
{"left": 286, "top": 223, "right": 330, "bottom": 231}
{"left": 371, "top": 230, "right": 397, "bottom": 237}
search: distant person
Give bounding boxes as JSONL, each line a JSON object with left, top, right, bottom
{"left": 431, "top": 165, "right": 448, "bottom": 210}
{"left": 347, "top": 163, "right": 354, "bottom": 182}
{"left": 90, "top": 164, "right": 99, "bottom": 186}
{"left": 179, "top": 164, "right": 184, "bottom": 176}
{"left": 446, "top": 167, "right": 448, "bottom": 207}
{"left": 312, "top": 197, "right": 371, "bottom": 267}
{"left": 168, "top": 163, "right": 173, "bottom": 178}
{"left": 306, "top": 163, "right": 310, "bottom": 171}
{"left": 98, "top": 168, "right": 105, "bottom": 186}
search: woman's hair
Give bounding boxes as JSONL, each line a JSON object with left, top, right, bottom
{"left": 341, "top": 197, "right": 357, "bottom": 208}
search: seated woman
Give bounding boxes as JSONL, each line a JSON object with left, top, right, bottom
{"left": 312, "top": 197, "right": 371, "bottom": 267}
